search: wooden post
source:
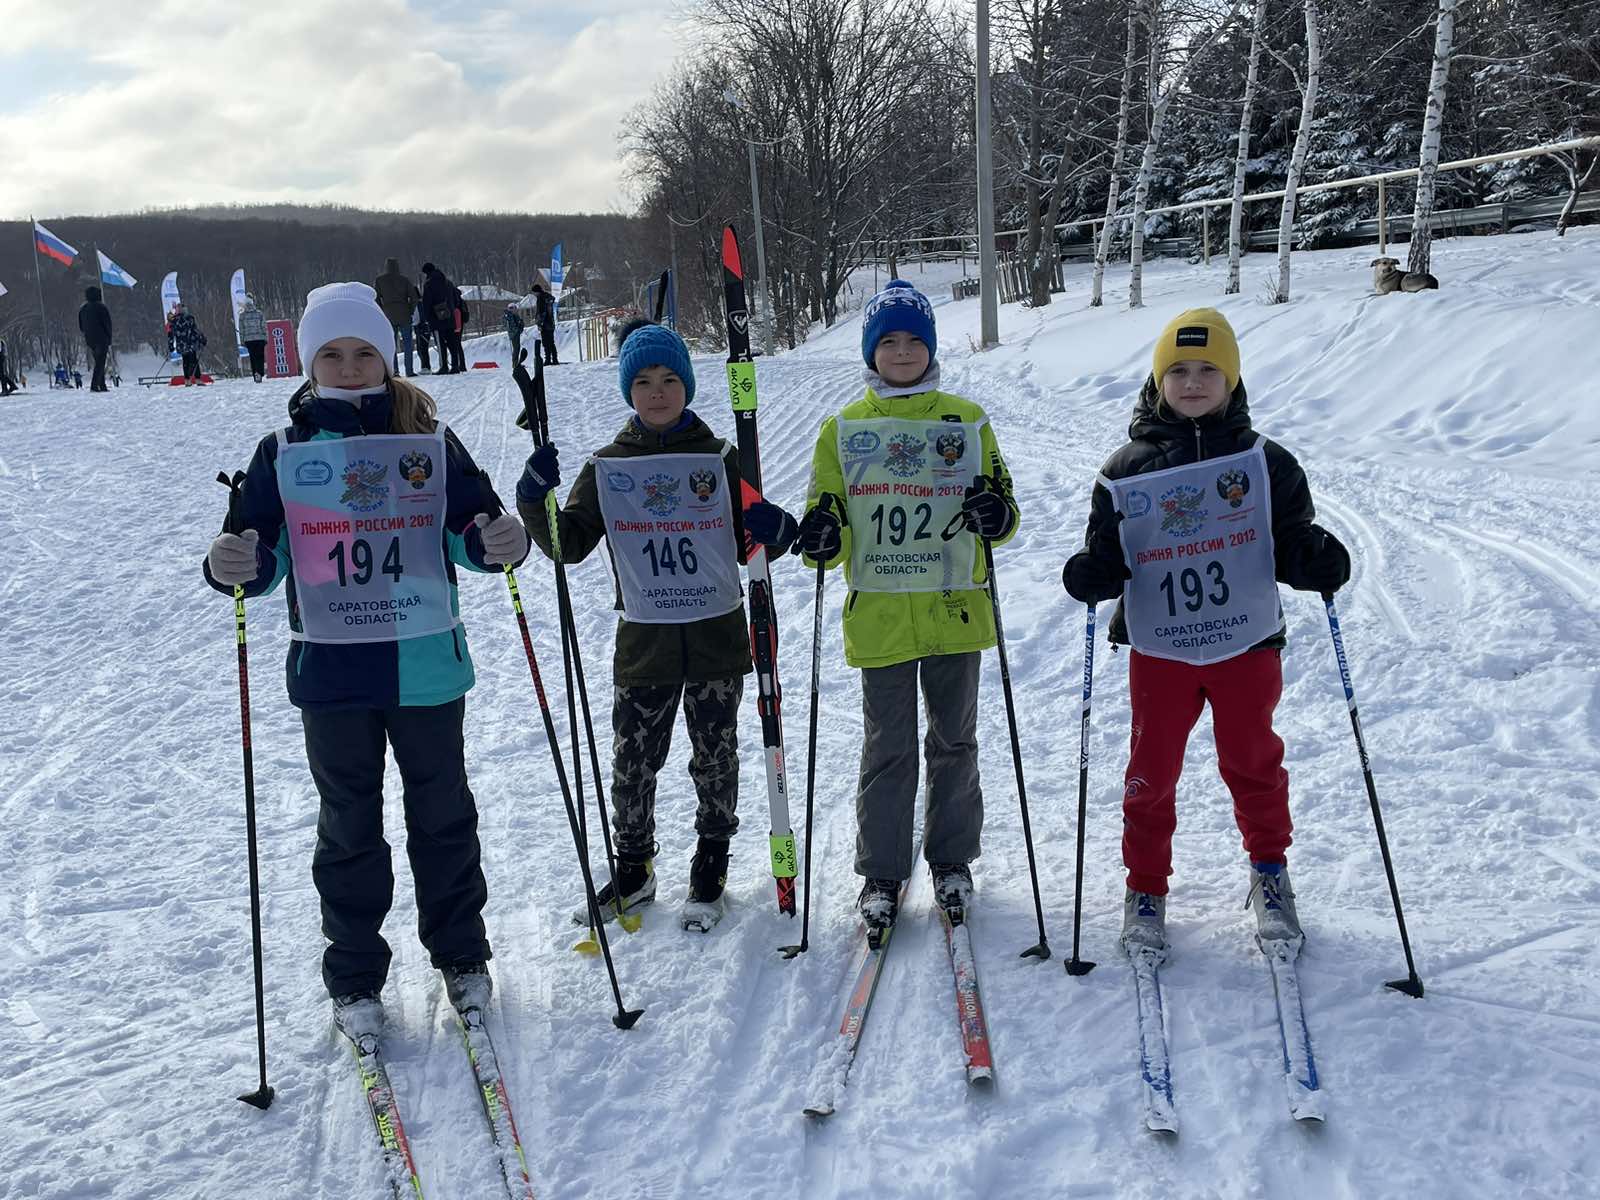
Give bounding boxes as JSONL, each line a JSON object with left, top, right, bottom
{"left": 1202, "top": 206, "right": 1211, "bottom": 266}
{"left": 1378, "top": 178, "right": 1388, "bottom": 255}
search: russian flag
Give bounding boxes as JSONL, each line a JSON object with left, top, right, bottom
{"left": 34, "top": 221, "right": 78, "bottom": 267}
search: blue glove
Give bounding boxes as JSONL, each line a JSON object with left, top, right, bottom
{"left": 961, "top": 475, "right": 1015, "bottom": 539}
{"left": 517, "top": 444, "right": 560, "bottom": 504}
{"left": 744, "top": 501, "right": 799, "bottom": 557}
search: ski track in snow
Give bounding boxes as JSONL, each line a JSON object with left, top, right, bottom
{"left": 1, "top": 228, "right": 1598, "bottom": 1198}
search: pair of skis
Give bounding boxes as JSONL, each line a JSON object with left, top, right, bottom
{"left": 1126, "top": 936, "right": 1324, "bottom": 1134}
{"left": 342, "top": 1001, "right": 535, "bottom": 1198}
{"left": 803, "top": 876, "right": 994, "bottom": 1119}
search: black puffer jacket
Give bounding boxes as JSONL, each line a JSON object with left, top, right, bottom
{"left": 1075, "top": 375, "right": 1323, "bottom": 650}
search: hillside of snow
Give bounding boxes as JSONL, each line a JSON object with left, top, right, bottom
{"left": 2, "top": 226, "right": 1597, "bottom": 1199}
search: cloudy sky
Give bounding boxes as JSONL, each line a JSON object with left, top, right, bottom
{"left": 0, "top": 0, "right": 691, "bottom": 220}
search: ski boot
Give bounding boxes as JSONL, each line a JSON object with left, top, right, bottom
{"left": 441, "top": 961, "right": 493, "bottom": 1013}
{"left": 1247, "top": 861, "right": 1304, "bottom": 949}
{"left": 572, "top": 853, "right": 656, "bottom": 926}
{"left": 930, "top": 862, "right": 974, "bottom": 920}
{"left": 681, "top": 837, "right": 731, "bottom": 932}
{"left": 331, "top": 989, "right": 384, "bottom": 1043}
{"left": 857, "top": 878, "right": 901, "bottom": 945}
{"left": 1121, "top": 889, "right": 1169, "bottom": 962}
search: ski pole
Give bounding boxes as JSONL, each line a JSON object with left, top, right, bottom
{"left": 983, "top": 536, "right": 1051, "bottom": 961}
{"left": 485, "top": 480, "right": 643, "bottom": 1029}
{"left": 944, "top": 491, "right": 1050, "bottom": 961}
{"left": 780, "top": 494, "right": 837, "bottom": 960}
{"left": 217, "top": 470, "right": 275, "bottom": 1109}
{"left": 1324, "top": 594, "right": 1424, "bottom": 998}
{"left": 514, "top": 350, "right": 636, "bottom": 940}
{"left": 1064, "top": 604, "right": 1097, "bottom": 977}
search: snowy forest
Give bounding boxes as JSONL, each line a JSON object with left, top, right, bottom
{"left": 626, "top": 0, "right": 1600, "bottom": 339}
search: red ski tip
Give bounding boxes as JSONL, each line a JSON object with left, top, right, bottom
{"left": 722, "top": 225, "right": 743, "bottom": 276}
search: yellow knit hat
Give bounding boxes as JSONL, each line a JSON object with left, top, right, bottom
{"left": 1151, "top": 308, "right": 1240, "bottom": 392}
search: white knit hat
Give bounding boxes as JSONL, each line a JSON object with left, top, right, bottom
{"left": 297, "top": 282, "right": 395, "bottom": 379}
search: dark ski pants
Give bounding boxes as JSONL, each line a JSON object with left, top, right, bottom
{"left": 855, "top": 651, "right": 983, "bottom": 880}
{"left": 88, "top": 343, "right": 109, "bottom": 391}
{"left": 439, "top": 329, "right": 466, "bottom": 373}
{"left": 415, "top": 331, "right": 432, "bottom": 372}
{"left": 1122, "top": 648, "right": 1291, "bottom": 896}
{"left": 245, "top": 340, "right": 267, "bottom": 380}
{"left": 540, "top": 325, "right": 558, "bottom": 365}
{"left": 303, "top": 698, "right": 491, "bottom": 998}
{"left": 609, "top": 678, "right": 743, "bottom": 859}
{"left": 181, "top": 351, "right": 200, "bottom": 381}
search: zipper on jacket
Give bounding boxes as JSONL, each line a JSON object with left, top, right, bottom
{"left": 1193, "top": 420, "right": 1205, "bottom": 462}
{"left": 846, "top": 589, "right": 859, "bottom": 612}
{"left": 451, "top": 627, "right": 463, "bottom": 662}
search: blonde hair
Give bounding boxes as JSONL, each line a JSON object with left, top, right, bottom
{"left": 388, "top": 376, "right": 438, "bottom": 434}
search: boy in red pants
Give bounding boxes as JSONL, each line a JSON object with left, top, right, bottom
{"left": 1063, "top": 308, "right": 1350, "bottom": 958}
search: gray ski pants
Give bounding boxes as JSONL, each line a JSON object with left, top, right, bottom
{"left": 855, "top": 651, "right": 983, "bottom": 880}
{"left": 610, "top": 678, "right": 744, "bottom": 859}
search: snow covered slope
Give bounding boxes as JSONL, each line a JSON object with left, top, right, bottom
{"left": 1, "top": 227, "right": 1596, "bottom": 1199}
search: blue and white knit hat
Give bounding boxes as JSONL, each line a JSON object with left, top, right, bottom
{"left": 617, "top": 322, "right": 696, "bottom": 406}
{"left": 861, "top": 279, "right": 936, "bottom": 367}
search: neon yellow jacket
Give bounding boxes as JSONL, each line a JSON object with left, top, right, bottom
{"left": 803, "top": 384, "right": 1019, "bottom": 669}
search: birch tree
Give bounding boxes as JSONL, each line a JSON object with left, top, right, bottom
{"left": 1225, "top": 0, "right": 1267, "bottom": 295}
{"left": 1273, "top": 0, "right": 1321, "bottom": 303}
{"left": 1407, "top": 0, "right": 1458, "bottom": 276}
{"left": 1090, "top": 3, "right": 1138, "bottom": 307}
{"left": 1127, "top": 0, "right": 1240, "bottom": 309}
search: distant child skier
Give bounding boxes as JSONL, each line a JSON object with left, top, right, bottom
{"left": 203, "top": 282, "right": 530, "bottom": 1033}
{"left": 795, "top": 279, "right": 1020, "bottom": 933}
{"left": 1062, "top": 308, "right": 1350, "bottom": 958}
{"left": 516, "top": 319, "right": 800, "bottom": 931}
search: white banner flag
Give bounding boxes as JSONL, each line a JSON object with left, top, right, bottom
{"left": 230, "top": 268, "right": 248, "bottom": 355}
{"left": 160, "top": 272, "right": 181, "bottom": 317}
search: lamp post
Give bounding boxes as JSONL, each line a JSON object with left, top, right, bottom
{"left": 724, "top": 89, "right": 777, "bottom": 355}
{"left": 976, "top": 0, "right": 1000, "bottom": 348}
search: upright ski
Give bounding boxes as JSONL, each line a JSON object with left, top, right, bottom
{"left": 1260, "top": 938, "right": 1325, "bottom": 1121}
{"left": 1127, "top": 945, "right": 1178, "bottom": 1133}
{"left": 803, "top": 873, "right": 918, "bottom": 1118}
{"left": 343, "top": 1030, "right": 425, "bottom": 1198}
{"left": 939, "top": 904, "right": 995, "bottom": 1088}
{"left": 452, "top": 1004, "right": 537, "bottom": 1197}
{"left": 721, "top": 224, "right": 797, "bottom": 916}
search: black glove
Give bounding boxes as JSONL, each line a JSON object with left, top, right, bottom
{"left": 517, "top": 444, "right": 560, "bottom": 504}
{"left": 961, "top": 475, "right": 1015, "bottom": 540}
{"left": 797, "top": 499, "right": 844, "bottom": 560}
{"left": 744, "top": 501, "right": 800, "bottom": 558}
{"left": 1293, "top": 523, "right": 1351, "bottom": 596}
{"left": 1062, "top": 513, "right": 1130, "bottom": 604}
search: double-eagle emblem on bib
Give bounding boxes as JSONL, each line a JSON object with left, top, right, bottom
{"left": 934, "top": 431, "right": 966, "bottom": 465}
{"left": 1215, "top": 467, "right": 1250, "bottom": 508}
{"left": 398, "top": 450, "right": 434, "bottom": 490}
{"left": 689, "top": 469, "right": 718, "bottom": 500}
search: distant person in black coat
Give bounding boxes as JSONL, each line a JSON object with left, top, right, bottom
{"left": 169, "top": 302, "right": 208, "bottom": 385}
{"left": 421, "top": 263, "right": 466, "bottom": 374}
{"left": 531, "top": 283, "right": 558, "bottom": 365}
{"left": 0, "top": 340, "right": 17, "bottom": 395}
{"left": 78, "top": 285, "right": 114, "bottom": 391}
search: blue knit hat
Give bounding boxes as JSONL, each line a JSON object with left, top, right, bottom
{"left": 861, "top": 279, "right": 936, "bottom": 368}
{"left": 618, "top": 322, "right": 695, "bottom": 407}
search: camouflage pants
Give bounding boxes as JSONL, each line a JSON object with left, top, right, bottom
{"left": 610, "top": 678, "right": 743, "bottom": 858}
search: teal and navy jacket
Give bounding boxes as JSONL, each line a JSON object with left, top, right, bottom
{"left": 202, "top": 384, "right": 514, "bottom": 709}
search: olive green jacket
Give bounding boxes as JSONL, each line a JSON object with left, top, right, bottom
{"left": 521, "top": 413, "right": 754, "bottom": 687}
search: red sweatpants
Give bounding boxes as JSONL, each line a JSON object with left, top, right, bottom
{"left": 1122, "top": 648, "right": 1290, "bottom": 896}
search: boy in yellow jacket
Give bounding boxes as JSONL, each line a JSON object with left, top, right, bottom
{"left": 796, "top": 280, "right": 1020, "bottom": 930}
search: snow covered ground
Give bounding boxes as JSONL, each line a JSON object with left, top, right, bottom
{"left": 2, "top": 227, "right": 1597, "bottom": 1199}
